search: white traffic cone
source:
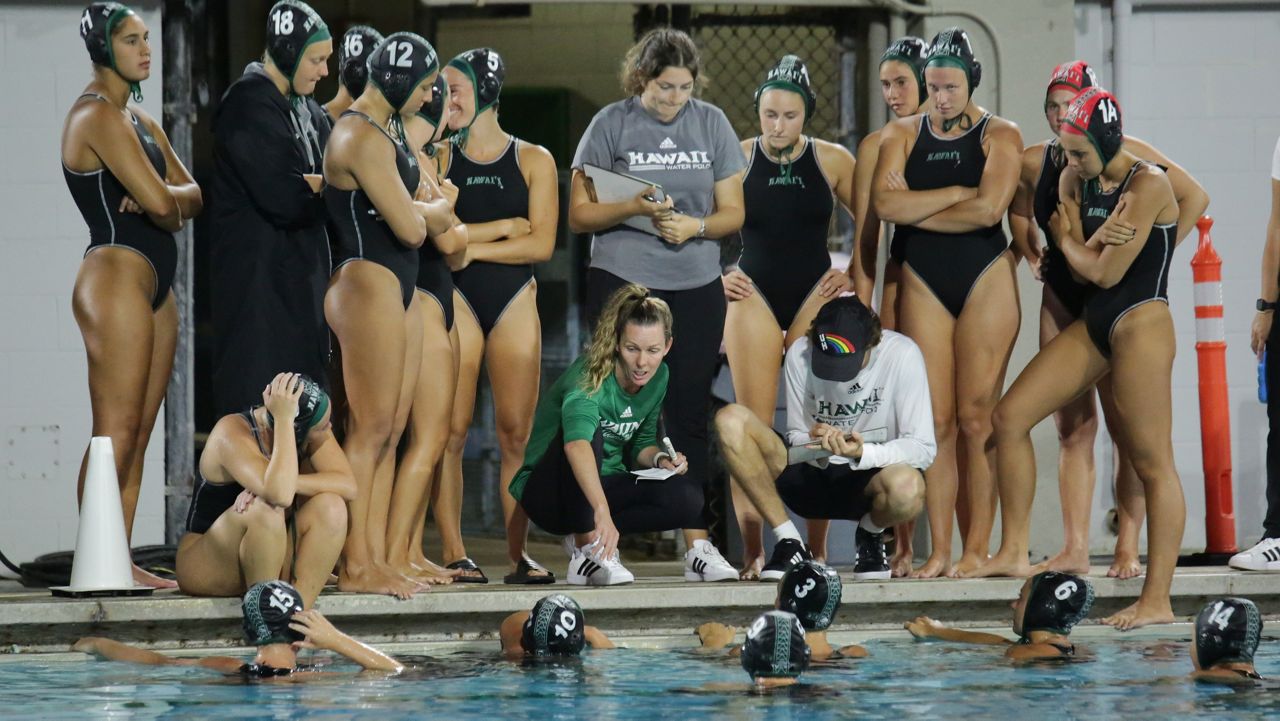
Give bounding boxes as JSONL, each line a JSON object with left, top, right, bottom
{"left": 51, "top": 437, "right": 152, "bottom": 597}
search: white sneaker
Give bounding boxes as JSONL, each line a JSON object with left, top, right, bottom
{"left": 684, "top": 539, "right": 739, "bottom": 582}
{"left": 1229, "top": 538, "right": 1280, "bottom": 571}
{"left": 566, "top": 541, "right": 635, "bottom": 586}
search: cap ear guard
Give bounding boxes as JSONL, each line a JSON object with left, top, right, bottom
{"left": 925, "top": 27, "right": 982, "bottom": 93}
{"left": 264, "top": 0, "right": 330, "bottom": 91}
{"left": 338, "top": 26, "right": 383, "bottom": 97}
{"left": 1195, "top": 597, "right": 1262, "bottom": 668}
{"left": 1061, "top": 87, "right": 1124, "bottom": 165}
{"left": 1022, "top": 572, "right": 1094, "bottom": 636}
{"left": 754, "top": 54, "right": 816, "bottom": 120}
{"left": 242, "top": 580, "right": 305, "bottom": 646}
{"left": 521, "top": 594, "right": 586, "bottom": 656}
{"left": 778, "top": 561, "right": 842, "bottom": 631}
{"left": 368, "top": 32, "right": 439, "bottom": 113}
{"left": 740, "top": 610, "right": 810, "bottom": 679}
{"left": 880, "top": 36, "right": 929, "bottom": 105}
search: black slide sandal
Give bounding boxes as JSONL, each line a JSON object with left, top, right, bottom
{"left": 446, "top": 558, "right": 489, "bottom": 584}
{"left": 503, "top": 557, "right": 556, "bottom": 585}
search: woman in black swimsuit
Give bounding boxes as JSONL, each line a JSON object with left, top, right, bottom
{"left": 1008, "top": 62, "right": 1208, "bottom": 580}
{"left": 436, "top": 48, "right": 559, "bottom": 583}
{"left": 62, "top": 3, "right": 202, "bottom": 589}
{"left": 176, "top": 373, "right": 353, "bottom": 608}
{"left": 324, "top": 32, "right": 455, "bottom": 599}
{"left": 984, "top": 87, "right": 1184, "bottom": 631}
{"left": 905, "top": 571, "right": 1093, "bottom": 660}
{"left": 387, "top": 77, "right": 468, "bottom": 585}
{"left": 76, "top": 580, "right": 402, "bottom": 676}
{"left": 872, "top": 28, "right": 1022, "bottom": 578}
{"left": 723, "top": 55, "right": 855, "bottom": 578}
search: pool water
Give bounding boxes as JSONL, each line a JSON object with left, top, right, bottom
{"left": 2, "top": 638, "right": 1278, "bottom": 720}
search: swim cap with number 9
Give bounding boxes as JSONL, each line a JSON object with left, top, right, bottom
{"left": 740, "top": 610, "right": 810, "bottom": 679}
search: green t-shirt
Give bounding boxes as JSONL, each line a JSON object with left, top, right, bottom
{"left": 509, "top": 356, "right": 669, "bottom": 500}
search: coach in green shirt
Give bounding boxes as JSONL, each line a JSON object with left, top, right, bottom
{"left": 510, "top": 284, "right": 700, "bottom": 586}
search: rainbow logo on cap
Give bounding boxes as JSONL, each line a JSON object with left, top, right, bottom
{"left": 818, "top": 333, "right": 855, "bottom": 355}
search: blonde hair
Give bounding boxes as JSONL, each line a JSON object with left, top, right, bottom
{"left": 620, "top": 28, "right": 703, "bottom": 97}
{"left": 581, "top": 284, "right": 674, "bottom": 394}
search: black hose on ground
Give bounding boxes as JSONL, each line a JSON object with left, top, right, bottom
{"left": 0, "top": 545, "right": 177, "bottom": 588}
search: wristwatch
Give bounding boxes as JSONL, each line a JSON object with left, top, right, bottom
{"left": 1258, "top": 299, "right": 1277, "bottom": 312}
{"left": 697, "top": 218, "right": 707, "bottom": 238}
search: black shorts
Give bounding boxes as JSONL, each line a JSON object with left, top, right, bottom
{"left": 775, "top": 462, "right": 877, "bottom": 521}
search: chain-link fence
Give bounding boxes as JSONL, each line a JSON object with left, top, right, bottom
{"left": 692, "top": 5, "right": 855, "bottom": 146}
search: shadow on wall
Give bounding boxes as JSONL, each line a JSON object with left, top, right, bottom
{"left": 1235, "top": 397, "right": 1268, "bottom": 542}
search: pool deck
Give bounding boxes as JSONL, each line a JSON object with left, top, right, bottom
{"left": 1, "top": 538, "right": 1275, "bottom": 655}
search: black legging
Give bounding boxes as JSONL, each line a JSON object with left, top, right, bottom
{"left": 520, "top": 428, "right": 705, "bottom": 535}
{"left": 585, "top": 269, "right": 726, "bottom": 531}
{"left": 1265, "top": 318, "right": 1280, "bottom": 539}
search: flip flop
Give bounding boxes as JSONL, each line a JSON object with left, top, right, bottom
{"left": 503, "top": 557, "right": 556, "bottom": 585}
{"left": 446, "top": 558, "right": 489, "bottom": 584}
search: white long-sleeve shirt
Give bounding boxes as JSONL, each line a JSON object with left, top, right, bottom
{"left": 783, "top": 331, "right": 936, "bottom": 471}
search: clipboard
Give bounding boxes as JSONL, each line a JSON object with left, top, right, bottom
{"left": 582, "top": 163, "right": 666, "bottom": 235}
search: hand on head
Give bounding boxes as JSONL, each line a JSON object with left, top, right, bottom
{"left": 263, "top": 372, "right": 303, "bottom": 422}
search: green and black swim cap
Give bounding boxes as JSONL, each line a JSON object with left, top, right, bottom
{"left": 1021, "top": 571, "right": 1094, "bottom": 636}
{"left": 740, "top": 610, "right": 810, "bottom": 680}
{"left": 880, "top": 36, "right": 928, "bottom": 105}
{"left": 79, "top": 3, "right": 143, "bottom": 102}
{"left": 417, "top": 75, "right": 449, "bottom": 130}
{"left": 265, "top": 374, "right": 330, "bottom": 447}
{"left": 368, "top": 32, "right": 439, "bottom": 113}
{"left": 754, "top": 54, "right": 815, "bottom": 119}
{"left": 924, "top": 27, "right": 982, "bottom": 92}
{"left": 521, "top": 594, "right": 586, "bottom": 657}
{"left": 264, "top": 0, "right": 330, "bottom": 94}
{"left": 778, "top": 560, "right": 842, "bottom": 632}
{"left": 1195, "top": 598, "right": 1262, "bottom": 670}
{"left": 242, "top": 580, "right": 304, "bottom": 646}
{"left": 338, "top": 25, "right": 383, "bottom": 98}
{"left": 448, "top": 48, "right": 505, "bottom": 118}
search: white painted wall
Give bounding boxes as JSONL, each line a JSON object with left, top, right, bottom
{"left": 1075, "top": 1, "right": 1279, "bottom": 552}
{"left": 0, "top": 1, "right": 165, "bottom": 570}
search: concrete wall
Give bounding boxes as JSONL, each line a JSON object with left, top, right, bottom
{"left": 0, "top": 1, "right": 166, "bottom": 570}
{"left": 1076, "top": 1, "right": 1280, "bottom": 551}
{"left": 434, "top": 4, "right": 636, "bottom": 112}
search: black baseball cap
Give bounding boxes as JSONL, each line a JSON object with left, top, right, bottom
{"left": 810, "top": 297, "right": 875, "bottom": 382}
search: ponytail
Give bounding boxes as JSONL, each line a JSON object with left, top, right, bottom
{"left": 581, "top": 284, "right": 673, "bottom": 394}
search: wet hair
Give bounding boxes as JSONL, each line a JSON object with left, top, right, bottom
{"left": 620, "top": 28, "right": 702, "bottom": 97}
{"left": 581, "top": 284, "right": 673, "bottom": 394}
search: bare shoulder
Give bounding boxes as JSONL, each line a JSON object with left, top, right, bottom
{"left": 740, "top": 137, "right": 755, "bottom": 155}
{"left": 1020, "top": 142, "right": 1048, "bottom": 179}
{"left": 984, "top": 115, "right": 1023, "bottom": 144}
{"left": 129, "top": 104, "right": 162, "bottom": 134}
{"left": 813, "top": 137, "right": 855, "bottom": 169}
{"left": 881, "top": 115, "right": 918, "bottom": 141}
{"left": 1129, "top": 162, "right": 1174, "bottom": 197}
{"left": 518, "top": 140, "right": 557, "bottom": 171}
{"left": 856, "top": 129, "right": 882, "bottom": 156}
